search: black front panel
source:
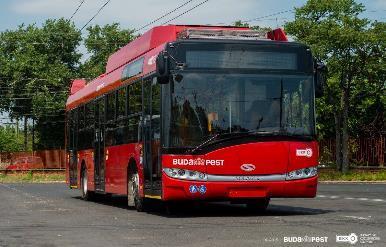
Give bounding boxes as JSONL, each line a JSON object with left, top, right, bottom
{"left": 169, "top": 40, "right": 313, "bottom": 74}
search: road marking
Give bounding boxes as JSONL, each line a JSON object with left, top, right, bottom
{"left": 317, "top": 194, "right": 385, "bottom": 203}
{"left": 343, "top": 215, "right": 371, "bottom": 220}
{"left": 371, "top": 199, "right": 384, "bottom": 202}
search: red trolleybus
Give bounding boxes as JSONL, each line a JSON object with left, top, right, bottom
{"left": 66, "top": 25, "right": 326, "bottom": 211}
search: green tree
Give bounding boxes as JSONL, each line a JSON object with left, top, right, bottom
{"left": 0, "top": 126, "right": 24, "bottom": 152}
{"left": 81, "top": 23, "right": 135, "bottom": 79}
{"left": 234, "top": 20, "right": 272, "bottom": 33}
{"left": 0, "top": 18, "right": 82, "bottom": 149}
{"left": 285, "top": 0, "right": 385, "bottom": 172}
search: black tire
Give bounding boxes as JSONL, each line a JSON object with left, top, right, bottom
{"left": 128, "top": 170, "right": 146, "bottom": 212}
{"left": 80, "top": 168, "right": 93, "bottom": 200}
{"left": 246, "top": 198, "right": 270, "bottom": 211}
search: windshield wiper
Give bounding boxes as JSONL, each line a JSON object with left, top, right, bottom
{"left": 190, "top": 133, "right": 220, "bottom": 153}
{"left": 189, "top": 132, "right": 250, "bottom": 153}
{"left": 248, "top": 130, "right": 314, "bottom": 140}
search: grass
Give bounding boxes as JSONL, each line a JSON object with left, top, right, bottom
{"left": 319, "top": 169, "right": 386, "bottom": 181}
{"left": 0, "top": 171, "right": 65, "bottom": 183}
{"left": 1, "top": 169, "right": 385, "bottom": 183}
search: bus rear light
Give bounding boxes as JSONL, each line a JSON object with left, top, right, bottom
{"left": 163, "top": 168, "right": 207, "bottom": 181}
{"left": 139, "top": 145, "right": 143, "bottom": 164}
{"left": 286, "top": 166, "right": 317, "bottom": 181}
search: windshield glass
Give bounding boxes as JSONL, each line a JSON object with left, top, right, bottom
{"left": 165, "top": 72, "right": 314, "bottom": 148}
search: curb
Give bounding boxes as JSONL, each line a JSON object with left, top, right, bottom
{"left": 319, "top": 181, "right": 386, "bottom": 184}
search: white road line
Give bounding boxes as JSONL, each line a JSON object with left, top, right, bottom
{"left": 371, "top": 199, "right": 384, "bottom": 202}
{"left": 343, "top": 216, "right": 371, "bottom": 220}
{"left": 358, "top": 198, "right": 369, "bottom": 201}
{"left": 316, "top": 194, "right": 385, "bottom": 203}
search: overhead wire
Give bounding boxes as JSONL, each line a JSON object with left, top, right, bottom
{"left": 241, "top": 9, "right": 294, "bottom": 24}
{"left": 80, "top": 0, "right": 111, "bottom": 32}
{"left": 69, "top": 0, "right": 86, "bottom": 20}
{"left": 134, "top": 0, "right": 196, "bottom": 33}
{"left": 159, "top": 0, "right": 210, "bottom": 26}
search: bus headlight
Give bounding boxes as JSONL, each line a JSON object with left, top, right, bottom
{"left": 286, "top": 166, "right": 317, "bottom": 180}
{"left": 163, "top": 168, "right": 207, "bottom": 181}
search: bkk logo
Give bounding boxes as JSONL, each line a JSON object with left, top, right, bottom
{"left": 296, "top": 148, "right": 313, "bottom": 158}
{"left": 172, "top": 158, "right": 224, "bottom": 166}
{"left": 336, "top": 233, "right": 358, "bottom": 245}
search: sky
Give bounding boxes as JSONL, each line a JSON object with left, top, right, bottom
{"left": 0, "top": 0, "right": 385, "bottom": 125}
{"left": 0, "top": 0, "right": 385, "bottom": 33}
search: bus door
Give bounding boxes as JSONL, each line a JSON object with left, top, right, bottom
{"left": 94, "top": 98, "right": 105, "bottom": 192}
{"left": 142, "top": 78, "right": 162, "bottom": 195}
{"left": 68, "top": 109, "right": 78, "bottom": 187}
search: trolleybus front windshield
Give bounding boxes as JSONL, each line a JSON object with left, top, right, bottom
{"left": 166, "top": 72, "right": 315, "bottom": 148}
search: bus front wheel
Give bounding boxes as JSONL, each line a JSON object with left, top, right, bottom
{"left": 128, "top": 170, "right": 146, "bottom": 212}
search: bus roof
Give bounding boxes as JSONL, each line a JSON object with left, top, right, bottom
{"left": 66, "top": 25, "right": 287, "bottom": 110}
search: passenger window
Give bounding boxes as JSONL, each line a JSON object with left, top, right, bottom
{"left": 85, "top": 102, "right": 94, "bottom": 126}
{"left": 78, "top": 105, "right": 85, "bottom": 129}
{"left": 129, "top": 82, "right": 142, "bottom": 114}
{"left": 121, "top": 58, "right": 144, "bottom": 81}
{"left": 117, "top": 87, "right": 126, "bottom": 117}
{"left": 107, "top": 92, "right": 116, "bottom": 121}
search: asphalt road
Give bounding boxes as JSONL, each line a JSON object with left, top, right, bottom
{"left": 0, "top": 183, "right": 385, "bottom": 247}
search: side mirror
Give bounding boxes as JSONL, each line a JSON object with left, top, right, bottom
{"left": 156, "top": 51, "right": 170, "bottom": 84}
{"left": 314, "top": 61, "right": 327, "bottom": 98}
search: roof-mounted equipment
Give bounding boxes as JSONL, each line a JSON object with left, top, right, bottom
{"left": 177, "top": 29, "right": 268, "bottom": 41}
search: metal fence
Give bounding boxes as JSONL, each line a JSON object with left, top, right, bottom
{"left": 1, "top": 136, "right": 384, "bottom": 170}
{"left": 319, "top": 135, "right": 385, "bottom": 167}
{"left": 0, "top": 149, "right": 65, "bottom": 170}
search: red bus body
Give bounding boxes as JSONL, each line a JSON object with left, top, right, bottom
{"left": 66, "top": 25, "right": 318, "bottom": 206}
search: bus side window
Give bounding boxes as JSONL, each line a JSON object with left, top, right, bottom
{"left": 85, "top": 102, "right": 94, "bottom": 149}
{"left": 115, "top": 87, "right": 127, "bottom": 145}
{"left": 127, "top": 81, "right": 142, "bottom": 142}
{"left": 67, "top": 111, "right": 73, "bottom": 151}
{"left": 107, "top": 92, "right": 116, "bottom": 121}
{"left": 105, "top": 92, "right": 116, "bottom": 146}
{"left": 78, "top": 105, "right": 85, "bottom": 149}
{"left": 129, "top": 81, "right": 142, "bottom": 114}
{"left": 78, "top": 105, "right": 85, "bottom": 130}
{"left": 152, "top": 82, "right": 161, "bottom": 139}
{"left": 117, "top": 87, "right": 126, "bottom": 117}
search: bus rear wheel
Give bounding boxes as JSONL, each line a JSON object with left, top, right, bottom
{"left": 81, "top": 168, "right": 93, "bottom": 200}
{"left": 246, "top": 198, "right": 270, "bottom": 211}
{"left": 128, "top": 171, "right": 146, "bottom": 212}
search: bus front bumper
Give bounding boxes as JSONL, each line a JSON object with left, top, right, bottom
{"left": 162, "top": 174, "right": 317, "bottom": 201}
